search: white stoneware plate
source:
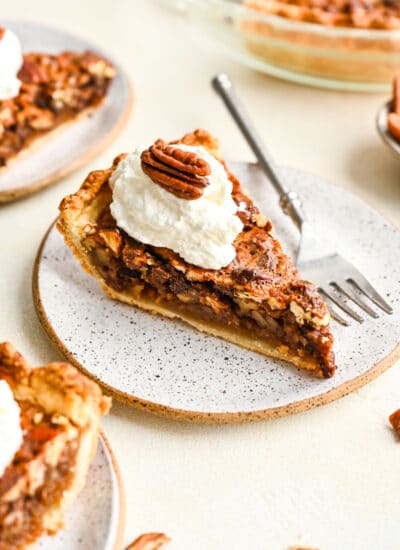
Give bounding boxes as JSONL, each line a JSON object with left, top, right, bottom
{"left": 0, "top": 21, "right": 133, "bottom": 203}
{"left": 33, "top": 163, "right": 400, "bottom": 423}
{"left": 37, "top": 433, "right": 125, "bottom": 550}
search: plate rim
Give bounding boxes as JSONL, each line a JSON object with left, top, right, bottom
{"left": 99, "top": 430, "right": 126, "bottom": 550}
{"left": 40, "top": 429, "right": 126, "bottom": 548}
{"left": 0, "top": 20, "right": 134, "bottom": 203}
{"left": 32, "top": 176, "right": 400, "bottom": 424}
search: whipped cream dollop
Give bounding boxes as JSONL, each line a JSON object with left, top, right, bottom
{"left": 0, "top": 28, "right": 23, "bottom": 100}
{"left": 110, "top": 144, "right": 243, "bottom": 270}
{"left": 0, "top": 380, "right": 23, "bottom": 478}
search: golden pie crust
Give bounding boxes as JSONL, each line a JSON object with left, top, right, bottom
{"left": 0, "top": 342, "right": 110, "bottom": 549}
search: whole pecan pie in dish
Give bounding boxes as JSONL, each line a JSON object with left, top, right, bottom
{"left": 240, "top": 0, "right": 400, "bottom": 85}
{"left": 0, "top": 26, "right": 115, "bottom": 170}
{"left": 58, "top": 129, "right": 336, "bottom": 378}
{"left": 0, "top": 342, "right": 110, "bottom": 550}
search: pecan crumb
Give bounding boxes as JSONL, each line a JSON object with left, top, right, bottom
{"left": 253, "top": 212, "right": 272, "bottom": 231}
{"left": 389, "top": 408, "right": 400, "bottom": 437}
{"left": 141, "top": 138, "right": 211, "bottom": 200}
{"left": 125, "top": 532, "right": 171, "bottom": 550}
{"left": 33, "top": 412, "right": 44, "bottom": 424}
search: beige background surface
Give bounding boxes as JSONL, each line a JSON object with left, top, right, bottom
{"left": 1, "top": 1, "right": 400, "bottom": 549}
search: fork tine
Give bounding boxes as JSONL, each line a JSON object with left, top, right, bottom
{"left": 319, "top": 292, "right": 350, "bottom": 326}
{"left": 320, "top": 287, "right": 364, "bottom": 323}
{"left": 327, "top": 305, "right": 350, "bottom": 326}
{"left": 348, "top": 277, "right": 393, "bottom": 314}
{"left": 331, "top": 282, "right": 379, "bottom": 319}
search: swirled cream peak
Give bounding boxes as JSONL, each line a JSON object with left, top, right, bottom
{"left": 0, "top": 380, "right": 23, "bottom": 478}
{"left": 0, "top": 28, "right": 23, "bottom": 100}
{"left": 110, "top": 144, "right": 243, "bottom": 270}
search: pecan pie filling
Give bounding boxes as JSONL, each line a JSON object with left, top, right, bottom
{"left": 82, "top": 159, "right": 336, "bottom": 378}
{"left": 0, "top": 401, "right": 79, "bottom": 549}
{"left": 246, "top": 0, "right": 400, "bottom": 29}
{"left": 0, "top": 49, "right": 115, "bottom": 167}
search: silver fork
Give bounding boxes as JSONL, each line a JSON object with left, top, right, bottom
{"left": 212, "top": 73, "right": 393, "bottom": 326}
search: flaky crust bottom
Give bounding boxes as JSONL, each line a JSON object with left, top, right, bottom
{"left": 101, "top": 282, "right": 324, "bottom": 375}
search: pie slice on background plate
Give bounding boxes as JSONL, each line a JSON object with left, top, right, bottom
{"left": 0, "top": 25, "right": 115, "bottom": 171}
{"left": 0, "top": 342, "right": 110, "bottom": 550}
{"left": 57, "top": 129, "right": 336, "bottom": 378}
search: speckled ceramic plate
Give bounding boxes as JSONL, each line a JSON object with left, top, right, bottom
{"left": 0, "top": 21, "right": 133, "bottom": 203}
{"left": 37, "top": 433, "right": 125, "bottom": 550}
{"left": 33, "top": 163, "right": 400, "bottom": 423}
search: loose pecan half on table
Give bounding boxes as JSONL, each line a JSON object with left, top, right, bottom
{"left": 125, "top": 532, "right": 171, "bottom": 550}
{"left": 389, "top": 408, "right": 400, "bottom": 437}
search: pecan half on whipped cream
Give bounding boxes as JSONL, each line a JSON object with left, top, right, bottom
{"left": 141, "top": 139, "right": 211, "bottom": 200}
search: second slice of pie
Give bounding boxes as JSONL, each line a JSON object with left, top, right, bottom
{"left": 57, "top": 129, "right": 336, "bottom": 378}
{"left": 0, "top": 26, "right": 115, "bottom": 170}
{"left": 0, "top": 342, "right": 110, "bottom": 549}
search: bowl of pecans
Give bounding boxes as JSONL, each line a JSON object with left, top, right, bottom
{"left": 377, "top": 76, "right": 400, "bottom": 158}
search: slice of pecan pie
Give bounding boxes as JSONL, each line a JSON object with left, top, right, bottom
{"left": 0, "top": 26, "right": 115, "bottom": 169}
{"left": 57, "top": 129, "right": 336, "bottom": 378}
{"left": 0, "top": 342, "right": 110, "bottom": 549}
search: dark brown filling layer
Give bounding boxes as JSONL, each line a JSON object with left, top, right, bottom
{"left": 0, "top": 403, "right": 79, "bottom": 550}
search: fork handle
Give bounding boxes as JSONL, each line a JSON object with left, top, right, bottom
{"left": 212, "top": 73, "right": 306, "bottom": 230}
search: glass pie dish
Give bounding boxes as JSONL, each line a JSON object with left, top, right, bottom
{"left": 167, "top": 0, "right": 400, "bottom": 92}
